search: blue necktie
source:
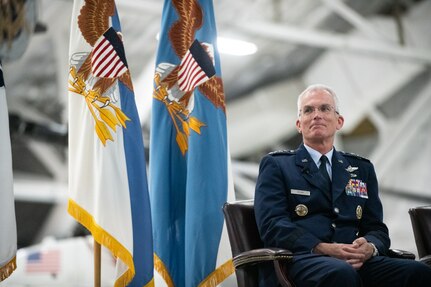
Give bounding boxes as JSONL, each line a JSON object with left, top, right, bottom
{"left": 319, "top": 155, "right": 331, "bottom": 188}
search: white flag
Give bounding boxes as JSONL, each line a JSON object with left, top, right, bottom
{"left": 68, "top": 1, "right": 153, "bottom": 286}
{"left": 0, "top": 63, "right": 17, "bottom": 282}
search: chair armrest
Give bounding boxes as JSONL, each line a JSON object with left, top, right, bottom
{"left": 419, "top": 255, "right": 431, "bottom": 266}
{"left": 232, "top": 247, "right": 293, "bottom": 269}
{"left": 387, "top": 248, "right": 416, "bottom": 260}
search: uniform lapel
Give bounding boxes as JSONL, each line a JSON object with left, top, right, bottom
{"left": 331, "top": 149, "right": 351, "bottom": 201}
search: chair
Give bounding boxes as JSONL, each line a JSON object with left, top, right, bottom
{"left": 223, "top": 199, "right": 416, "bottom": 287}
{"left": 223, "top": 200, "right": 295, "bottom": 287}
{"left": 408, "top": 206, "right": 431, "bottom": 266}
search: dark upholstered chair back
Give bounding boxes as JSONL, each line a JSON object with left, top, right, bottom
{"left": 223, "top": 200, "right": 262, "bottom": 287}
{"left": 409, "top": 206, "right": 431, "bottom": 258}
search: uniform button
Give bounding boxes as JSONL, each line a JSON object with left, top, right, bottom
{"left": 332, "top": 223, "right": 337, "bottom": 228}
{"left": 334, "top": 207, "right": 339, "bottom": 214}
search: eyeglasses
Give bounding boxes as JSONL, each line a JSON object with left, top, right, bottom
{"left": 300, "top": 104, "right": 338, "bottom": 116}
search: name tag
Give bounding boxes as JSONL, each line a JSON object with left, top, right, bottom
{"left": 291, "top": 189, "right": 310, "bottom": 196}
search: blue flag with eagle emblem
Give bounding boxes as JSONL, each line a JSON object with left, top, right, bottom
{"left": 68, "top": 1, "right": 153, "bottom": 286}
{"left": 150, "top": 0, "right": 235, "bottom": 286}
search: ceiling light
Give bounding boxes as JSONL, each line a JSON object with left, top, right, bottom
{"left": 155, "top": 34, "right": 257, "bottom": 56}
{"left": 217, "top": 37, "right": 257, "bottom": 56}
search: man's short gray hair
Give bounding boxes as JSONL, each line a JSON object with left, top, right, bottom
{"left": 297, "top": 84, "right": 340, "bottom": 117}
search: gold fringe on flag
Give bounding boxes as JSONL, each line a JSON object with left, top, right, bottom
{"left": 154, "top": 255, "right": 235, "bottom": 287}
{"left": 154, "top": 254, "right": 175, "bottom": 287}
{"left": 68, "top": 199, "right": 135, "bottom": 287}
{"left": 0, "top": 256, "right": 16, "bottom": 282}
{"left": 199, "top": 259, "right": 235, "bottom": 287}
{"left": 143, "top": 277, "right": 155, "bottom": 287}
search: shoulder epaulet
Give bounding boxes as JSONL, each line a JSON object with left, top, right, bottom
{"left": 268, "top": 149, "right": 296, "bottom": 156}
{"left": 340, "top": 151, "right": 370, "bottom": 162}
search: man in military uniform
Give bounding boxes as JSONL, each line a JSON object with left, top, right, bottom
{"left": 254, "top": 84, "right": 431, "bottom": 286}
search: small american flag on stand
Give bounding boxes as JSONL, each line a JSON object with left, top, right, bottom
{"left": 26, "top": 249, "right": 61, "bottom": 275}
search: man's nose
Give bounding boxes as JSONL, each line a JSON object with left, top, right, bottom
{"left": 312, "top": 109, "right": 324, "bottom": 117}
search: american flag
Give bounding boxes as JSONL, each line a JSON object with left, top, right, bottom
{"left": 178, "top": 39, "right": 216, "bottom": 92}
{"left": 26, "top": 249, "right": 61, "bottom": 274}
{"left": 91, "top": 27, "right": 128, "bottom": 78}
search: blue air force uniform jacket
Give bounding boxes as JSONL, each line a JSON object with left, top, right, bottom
{"left": 254, "top": 144, "right": 390, "bottom": 257}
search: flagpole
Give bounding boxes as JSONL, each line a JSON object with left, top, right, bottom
{"left": 94, "top": 239, "right": 101, "bottom": 287}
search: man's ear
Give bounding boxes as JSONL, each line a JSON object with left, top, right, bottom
{"left": 336, "top": 114, "right": 344, "bottom": 130}
{"left": 296, "top": 118, "right": 301, "bottom": 133}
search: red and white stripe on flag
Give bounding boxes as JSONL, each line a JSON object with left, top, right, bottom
{"left": 91, "top": 29, "right": 128, "bottom": 78}
{"left": 26, "top": 250, "right": 60, "bottom": 274}
{"left": 178, "top": 49, "right": 210, "bottom": 92}
{"left": 177, "top": 40, "right": 215, "bottom": 92}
